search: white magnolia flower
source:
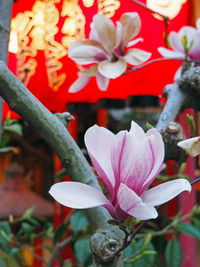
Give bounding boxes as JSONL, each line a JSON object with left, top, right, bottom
{"left": 178, "top": 136, "right": 200, "bottom": 157}
{"left": 68, "top": 12, "right": 151, "bottom": 92}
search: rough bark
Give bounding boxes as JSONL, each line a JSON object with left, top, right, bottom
{"left": 0, "top": 61, "right": 124, "bottom": 266}
{"left": 156, "top": 66, "right": 200, "bottom": 162}
{"left": 0, "top": 0, "right": 13, "bottom": 140}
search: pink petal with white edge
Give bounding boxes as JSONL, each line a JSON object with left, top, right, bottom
{"left": 188, "top": 34, "right": 200, "bottom": 60}
{"left": 111, "top": 130, "right": 152, "bottom": 194}
{"left": 141, "top": 179, "right": 191, "bottom": 207}
{"left": 93, "top": 14, "right": 116, "bottom": 53}
{"left": 98, "top": 58, "right": 127, "bottom": 79}
{"left": 122, "top": 134, "right": 154, "bottom": 194}
{"left": 68, "top": 45, "right": 107, "bottom": 65}
{"left": 124, "top": 48, "right": 151, "bottom": 66}
{"left": 141, "top": 128, "right": 165, "bottom": 190}
{"left": 49, "top": 182, "right": 109, "bottom": 209}
{"left": 69, "top": 76, "right": 91, "bottom": 93}
{"left": 158, "top": 47, "right": 185, "bottom": 58}
{"left": 84, "top": 125, "right": 116, "bottom": 199}
{"left": 119, "top": 12, "right": 141, "bottom": 49}
{"left": 117, "top": 183, "right": 158, "bottom": 220}
{"left": 96, "top": 73, "right": 109, "bottom": 91}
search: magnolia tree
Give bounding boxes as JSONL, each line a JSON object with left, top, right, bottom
{"left": 1, "top": 1, "right": 200, "bottom": 267}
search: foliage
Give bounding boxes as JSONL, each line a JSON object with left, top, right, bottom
{"left": 0, "top": 115, "right": 22, "bottom": 153}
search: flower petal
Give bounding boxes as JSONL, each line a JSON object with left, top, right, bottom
{"left": 96, "top": 73, "right": 109, "bottom": 91}
{"left": 141, "top": 128, "right": 165, "bottom": 190}
{"left": 93, "top": 14, "right": 116, "bottom": 53}
{"left": 69, "top": 76, "right": 91, "bottom": 93}
{"left": 117, "top": 183, "right": 158, "bottom": 220}
{"left": 80, "top": 65, "right": 98, "bottom": 77}
{"left": 141, "top": 179, "right": 191, "bottom": 206}
{"left": 158, "top": 47, "right": 184, "bottom": 58}
{"left": 169, "top": 31, "right": 185, "bottom": 53}
{"left": 178, "top": 136, "right": 200, "bottom": 157}
{"left": 84, "top": 125, "right": 116, "bottom": 199}
{"left": 111, "top": 122, "right": 154, "bottom": 194}
{"left": 69, "top": 39, "right": 104, "bottom": 51}
{"left": 129, "top": 120, "right": 146, "bottom": 139}
{"left": 197, "top": 18, "right": 200, "bottom": 31}
{"left": 68, "top": 45, "right": 107, "bottom": 65}
{"left": 188, "top": 33, "right": 200, "bottom": 60}
{"left": 119, "top": 12, "right": 141, "bottom": 49}
{"left": 126, "top": 37, "right": 143, "bottom": 48}
{"left": 98, "top": 58, "right": 127, "bottom": 78}
{"left": 49, "top": 182, "right": 109, "bottom": 209}
{"left": 178, "top": 26, "right": 198, "bottom": 50}
{"left": 124, "top": 48, "right": 151, "bottom": 65}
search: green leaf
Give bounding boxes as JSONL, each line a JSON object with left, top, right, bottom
{"left": 152, "top": 235, "right": 167, "bottom": 254}
{"left": 63, "top": 259, "right": 73, "bottom": 267}
{"left": 0, "top": 248, "right": 21, "bottom": 267}
{"left": 54, "top": 168, "right": 67, "bottom": 180}
{"left": 22, "top": 222, "right": 35, "bottom": 236}
{"left": 186, "top": 114, "right": 196, "bottom": 137}
{"left": 3, "top": 123, "right": 22, "bottom": 136}
{"left": 70, "top": 211, "right": 89, "bottom": 234}
{"left": 0, "top": 147, "right": 16, "bottom": 153}
{"left": 146, "top": 122, "right": 154, "bottom": 129}
{"left": 181, "top": 35, "right": 188, "bottom": 52}
{"left": 176, "top": 222, "right": 200, "bottom": 239}
{"left": 192, "top": 218, "right": 200, "bottom": 231}
{"left": 0, "top": 222, "right": 11, "bottom": 237}
{"left": 165, "top": 238, "right": 182, "bottom": 267}
{"left": 74, "top": 237, "right": 92, "bottom": 265}
{"left": 124, "top": 238, "right": 156, "bottom": 267}
{"left": 0, "top": 135, "right": 10, "bottom": 147}
{"left": 22, "top": 206, "right": 36, "bottom": 219}
{"left": 53, "top": 223, "right": 68, "bottom": 244}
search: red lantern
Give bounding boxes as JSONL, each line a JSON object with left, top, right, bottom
{"left": 4, "top": 0, "right": 188, "bottom": 118}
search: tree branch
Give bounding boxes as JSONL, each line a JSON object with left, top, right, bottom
{"left": 47, "top": 236, "right": 72, "bottom": 267}
{"left": 0, "top": 61, "right": 124, "bottom": 267}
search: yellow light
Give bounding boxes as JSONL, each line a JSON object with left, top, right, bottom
{"left": 97, "top": 0, "right": 120, "bottom": 18}
{"left": 82, "top": 0, "right": 95, "bottom": 7}
{"left": 146, "top": 0, "right": 187, "bottom": 19}
{"left": 8, "top": 31, "right": 18, "bottom": 53}
{"left": 62, "top": 18, "right": 76, "bottom": 35}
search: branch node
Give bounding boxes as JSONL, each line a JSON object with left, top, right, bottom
{"left": 54, "top": 112, "right": 74, "bottom": 127}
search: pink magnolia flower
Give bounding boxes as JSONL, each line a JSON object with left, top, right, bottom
{"left": 49, "top": 121, "right": 191, "bottom": 221}
{"left": 158, "top": 19, "right": 200, "bottom": 60}
{"left": 68, "top": 13, "right": 151, "bottom": 93}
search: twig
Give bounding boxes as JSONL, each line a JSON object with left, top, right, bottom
{"left": 47, "top": 236, "right": 72, "bottom": 267}
{"left": 191, "top": 176, "right": 200, "bottom": 186}
{"left": 130, "top": 0, "right": 169, "bottom": 47}
{"left": 135, "top": 210, "right": 192, "bottom": 239}
{"left": 130, "top": 0, "right": 168, "bottom": 20}
{"left": 125, "top": 58, "right": 200, "bottom": 75}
